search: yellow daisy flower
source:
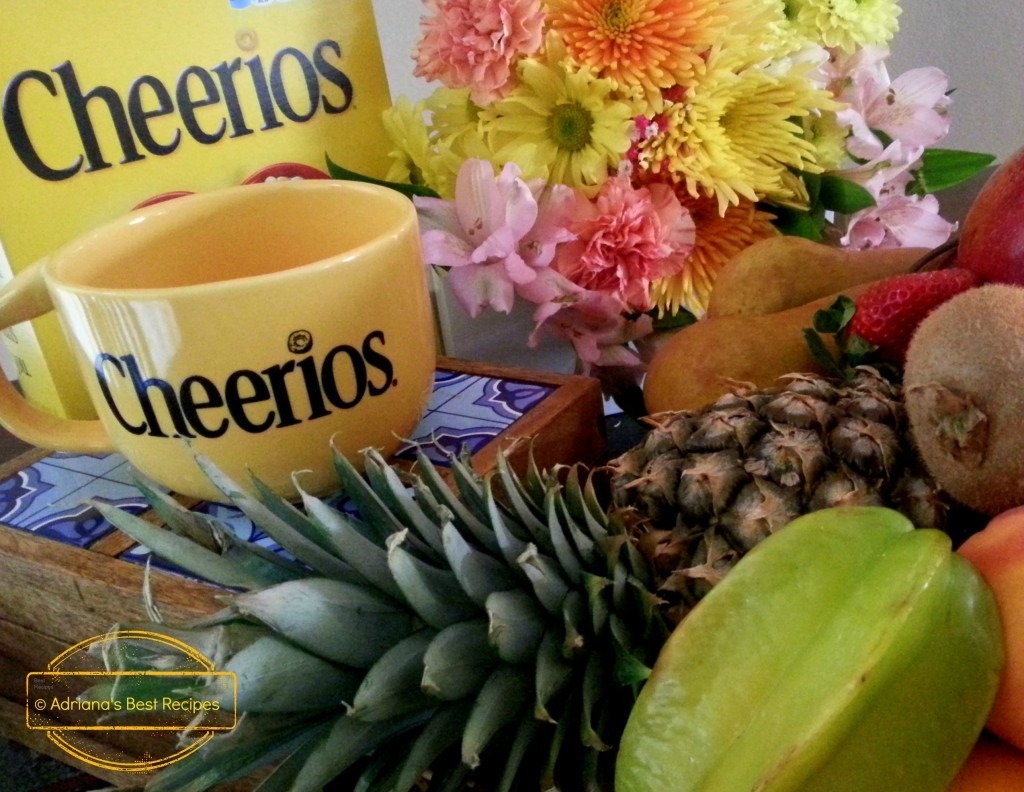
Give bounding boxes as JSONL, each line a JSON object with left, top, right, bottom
{"left": 649, "top": 191, "right": 778, "bottom": 315}
{"left": 480, "top": 51, "right": 634, "bottom": 190}
{"left": 638, "top": 47, "right": 837, "bottom": 213}
{"left": 792, "top": 0, "right": 901, "bottom": 52}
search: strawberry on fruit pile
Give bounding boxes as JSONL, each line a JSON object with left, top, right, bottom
{"left": 840, "top": 267, "right": 981, "bottom": 365}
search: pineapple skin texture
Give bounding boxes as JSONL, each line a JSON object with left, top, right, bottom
{"left": 614, "top": 506, "right": 1003, "bottom": 792}
{"left": 613, "top": 368, "right": 959, "bottom": 623}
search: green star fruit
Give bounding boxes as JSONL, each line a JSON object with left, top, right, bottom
{"left": 616, "top": 505, "right": 1003, "bottom": 792}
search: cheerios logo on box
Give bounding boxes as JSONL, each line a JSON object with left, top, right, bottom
{"left": 0, "top": 0, "right": 393, "bottom": 421}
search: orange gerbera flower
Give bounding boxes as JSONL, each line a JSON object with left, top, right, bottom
{"left": 648, "top": 190, "right": 777, "bottom": 316}
{"left": 544, "top": 0, "right": 725, "bottom": 95}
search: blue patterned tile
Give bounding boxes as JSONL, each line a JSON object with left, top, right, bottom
{"left": 422, "top": 370, "right": 473, "bottom": 411}
{"left": 31, "top": 494, "right": 151, "bottom": 548}
{"left": 395, "top": 411, "right": 507, "bottom": 465}
{"left": 429, "top": 375, "right": 554, "bottom": 425}
{"left": 0, "top": 454, "right": 159, "bottom": 547}
{"left": 43, "top": 451, "right": 130, "bottom": 478}
{"left": 474, "top": 379, "right": 552, "bottom": 422}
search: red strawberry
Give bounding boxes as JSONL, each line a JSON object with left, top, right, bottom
{"left": 844, "top": 267, "right": 981, "bottom": 365}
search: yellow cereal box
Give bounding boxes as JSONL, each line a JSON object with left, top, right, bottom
{"left": 0, "top": 0, "right": 393, "bottom": 419}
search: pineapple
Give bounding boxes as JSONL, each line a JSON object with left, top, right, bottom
{"left": 608, "top": 366, "right": 973, "bottom": 623}
{"left": 92, "top": 446, "right": 669, "bottom": 792}
{"left": 89, "top": 367, "right": 973, "bottom": 791}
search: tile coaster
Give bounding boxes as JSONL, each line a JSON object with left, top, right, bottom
{"left": 0, "top": 367, "right": 555, "bottom": 561}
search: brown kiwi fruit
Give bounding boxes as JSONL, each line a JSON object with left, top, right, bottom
{"left": 903, "top": 283, "right": 1024, "bottom": 516}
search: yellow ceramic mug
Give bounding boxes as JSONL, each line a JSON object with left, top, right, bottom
{"left": 0, "top": 180, "right": 436, "bottom": 502}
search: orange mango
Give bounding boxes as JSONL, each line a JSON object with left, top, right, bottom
{"left": 957, "top": 506, "right": 1024, "bottom": 751}
{"left": 948, "top": 732, "right": 1024, "bottom": 791}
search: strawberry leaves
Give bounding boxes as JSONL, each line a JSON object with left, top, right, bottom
{"left": 804, "top": 295, "right": 890, "bottom": 380}
{"left": 804, "top": 268, "right": 981, "bottom": 382}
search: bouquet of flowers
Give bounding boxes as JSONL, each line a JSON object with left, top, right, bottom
{"left": 355, "top": 0, "right": 991, "bottom": 389}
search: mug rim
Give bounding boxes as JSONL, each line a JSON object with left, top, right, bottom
{"left": 47, "top": 179, "right": 419, "bottom": 297}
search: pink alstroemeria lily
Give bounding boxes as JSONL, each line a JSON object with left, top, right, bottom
{"left": 842, "top": 192, "right": 955, "bottom": 250}
{"left": 415, "top": 160, "right": 546, "bottom": 317}
{"left": 838, "top": 58, "right": 951, "bottom": 160}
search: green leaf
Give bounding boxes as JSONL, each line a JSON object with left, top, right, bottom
{"left": 769, "top": 204, "right": 826, "bottom": 240}
{"left": 651, "top": 308, "right": 698, "bottom": 331}
{"left": 461, "top": 664, "right": 532, "bottom": 768}
{"left": 802, "top": 328, "right": 845, "bottom": 380}
{"left": 194, "top": 456, "right": 357, "bottom": 582}
{"left": 818, "top": 175, "right": 876, "bottom": 214}
{"left": 909, "top": 148, "right": 997, "bottom": 195}
{"left": 609, "top": 613, "right": 652, "bottom": 687}
{"left": 89, "top": 500, "right": 276, "bottom": 590}
{"left": 872, "top": 128, "right": 895, "bottom": 149}
{"left": 801, "top": 171, "right": 822, "bottom": 206}
{"left": 146, "top": 713, "right": 333, "bottom": 792}
{"left": 135, "top": 477, "right": 306, "bottom": 586}
{"left": 812, "top": 295, "right": 857, "bottom": 335}
{"left": 325, "top": 156, "right": 441, "bottom": 199}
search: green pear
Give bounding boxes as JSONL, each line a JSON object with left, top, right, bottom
{"left": 615, "top": 506, "right": 1002, "bottom": 792}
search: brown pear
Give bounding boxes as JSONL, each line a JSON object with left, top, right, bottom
{"left": 644, "top": 286, "right": 871, "bottom": 414}
{"left": 706, "top": 236, "right": 928, "bottom": 318}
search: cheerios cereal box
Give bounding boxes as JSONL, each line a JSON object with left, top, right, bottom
{"left": 0, "top": 0, "right": 393, "bottom": 419}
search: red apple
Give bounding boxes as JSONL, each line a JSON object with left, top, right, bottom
{"left": 132, "top": 190, "right": 194, "bottom": 209}
{"left": 958, "top": 145, "right": 1024, "bottom": 284}
{"left": 241, "top": 162, "right": 330, "bottom": 183}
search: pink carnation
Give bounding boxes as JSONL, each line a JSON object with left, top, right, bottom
{"left": 413, "top": 0, "right": 544, "bottom": 105}
{"left": 552, "top": 178, "right": 695, "bottom": 314}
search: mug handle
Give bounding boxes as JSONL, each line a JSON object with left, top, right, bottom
{"left": 0, "top": 260, "right": 114, "bottom": 453}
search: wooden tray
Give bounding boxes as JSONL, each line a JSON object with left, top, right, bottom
{"left": 0, "top": 356, "right": 605, "bottom": 787}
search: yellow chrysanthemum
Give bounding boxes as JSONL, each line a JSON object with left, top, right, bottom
{"left": 791, "top": 0, "right": 901, "bottom": 52}
{"left": 754, "top": 0, "right": 817, "bottom": 56}
{"left": 480, "top": 53, "right": 633, "bottom": 190}
{"left": 381, "top": 97, "right": 433, "bottom": 185}
{"left": 638, "top": 47, "right": 837, "bottom": 213}
{"left": 425, "top": 88, "right": 482, "bottom": 146}
{"left": 803, "top": 109, "right": 851, "bottom": 172}
{"left": 422, "top": 88, "right": 494, "bottom": 195}
{"left": 381, "top": 97, "right": 459, "bottom": 195}
{"left": 649, "top": 192, "right": 778, "bottom": 316}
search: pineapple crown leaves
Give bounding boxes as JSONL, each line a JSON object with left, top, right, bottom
{"left": 91, "top": 444, "right": 671, "bottom": 792}
{"left": 803, "top": 295, "right": 899, "bottom": 382}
